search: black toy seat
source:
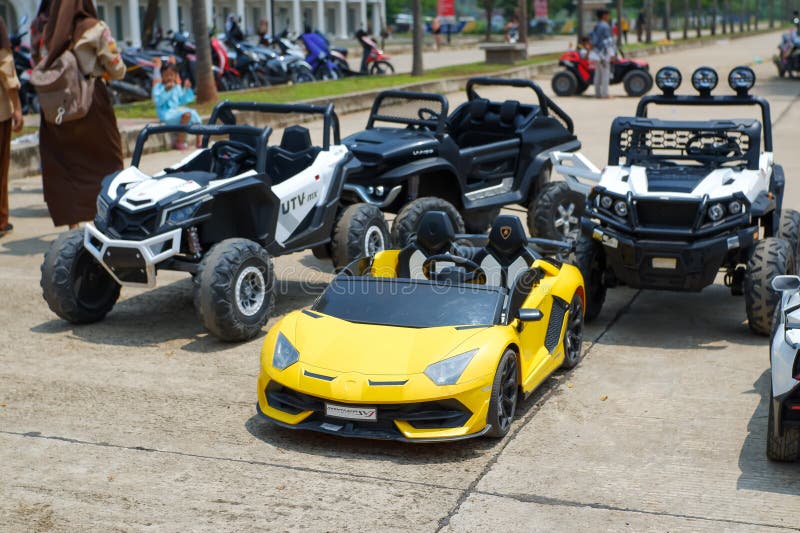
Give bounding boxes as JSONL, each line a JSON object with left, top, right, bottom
{"left": 396, "top": 211, "right": 456, "bottom": 279}
{"left": 475, "top": 215, "right": 538, "bottom": 288}
{"left": 265, "top": 126, "right": 321, "bottom": 183}
{"left": 452, "top": 99, "right": 525, "bottom": 147}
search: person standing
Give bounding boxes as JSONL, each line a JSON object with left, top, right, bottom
{"left": 636, "top": 10, "right": 645, "bottom": 42}
{"left": 589, "top": 9, "right": 615, "bottom": 99}
{"left": 431, "top": 16, "right": 442, "bottom": 51}
{"left": 0, "top": 17, "right": 23, "bottom": 239}
{"left": 621, "top": 16, "right": 630, "bottom": 44}
{"left": 38, "top": 0, "right": 125, "bottom": 230}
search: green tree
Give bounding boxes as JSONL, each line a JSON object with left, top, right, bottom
{"left": 191, "top": 0, "right": 218, "bottom": 104}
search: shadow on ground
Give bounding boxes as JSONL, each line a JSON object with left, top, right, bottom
{"left": 737, "top": 368, "right": 800, "bottom": 494}
{"left": 31, "top": 278, "right": 329, "bottom": 352}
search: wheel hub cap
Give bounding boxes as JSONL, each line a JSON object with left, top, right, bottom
{"left": 364, "top": 226, "right": 386, "bottom": 256}
{"left": 235, "top": 266, "right": 266, "bottom": 317}
{"left": 554, "top": 202, "right": 580, "bottom": 239}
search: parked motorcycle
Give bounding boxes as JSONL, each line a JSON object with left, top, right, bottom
{"left": 775, "top": 14, "right": 800, "bottom": 77}
{"left": 298, "top": 30, "right": 342, "bottom": 80}
{"left": 10, "top": 16, "right": 38, "bottom": 114}
{"left": 238, "top": 41, "right": 315, "bottom": 84}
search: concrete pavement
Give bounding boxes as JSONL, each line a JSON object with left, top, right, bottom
{"left": 1, "top": 30, "right": 799, "bottom": 531}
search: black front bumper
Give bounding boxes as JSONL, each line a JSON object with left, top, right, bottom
{"left": 583, "top": 218, "right": 758, "bottom": 291}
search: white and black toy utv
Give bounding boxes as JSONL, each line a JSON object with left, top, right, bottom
{"left": 41, "top": 102, "right": 390, "bottom": 341}
{"left": 551, "top": 66, "right": 799, "bottom": 334}
{"left": 766, "top": 275, "right": 800, "bottom": 462}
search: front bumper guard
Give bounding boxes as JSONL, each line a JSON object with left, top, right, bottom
{"left": 84, "top": 224, "right": 182, "bottom": 288}
{"left": 585, "top": 219, "right": 758, "bottom": 291}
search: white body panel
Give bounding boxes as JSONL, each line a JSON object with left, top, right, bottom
{"left": 773, "top": 286, "right": 800, "bottom": 398}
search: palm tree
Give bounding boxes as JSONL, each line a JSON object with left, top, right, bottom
{"left": 665, "top": 0, "right": 672, "bottom": 40}
{"left": 696, "top": 0, "right": 702, "bottom": 37}
{"left": 711, "top": 0, "right": 718, "bottom": 34}
{"left": 616, "top": 0, "right": 624, "bottom": 48}
{"left": 683, "top": 0, "right": 690, "bottom": 38}
{"left": 646, "top": 0, "right": 653, "bottom": 42}
{"left": 191, "top": 0, "right": 218, "bottom": 104}
{"left": 142, "top": 0, "right": 159, "bottom": 44}
{"left": 412, "top": 0, "right": 423, "bottom": 75}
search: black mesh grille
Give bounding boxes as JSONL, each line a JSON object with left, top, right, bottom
{"left": 107, "top": 208, "right": 159, "bottom": 240}
{"left": 544, "top": 296, "right": 567, "bottom": 353}
{"left": 618, "top": 128, "right": 750, "bottom": 154}
{"left": 636, "top": 199, "right": 700, "bottom": 228}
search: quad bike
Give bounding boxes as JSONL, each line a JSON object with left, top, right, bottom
{"left": 551, "top": 65, "right": 798, "bottom": 335}
{"left": 41, "top": 102, "right": 390, "bottom": 341}
{"left": 551, "top": 50, "right": 653, "bottom": 97}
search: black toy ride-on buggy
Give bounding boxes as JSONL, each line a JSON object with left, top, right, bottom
{"left": 551, "top": 66, "right": 799, "bottom": 334}
{"left": 338, "top": 77, "right": 583, "bottom": 249}
{"left": 41, "top": 102, "right": 390, "bottom": 341}
{"left": 551, "top": 50, "right": 654, "bottom": 97}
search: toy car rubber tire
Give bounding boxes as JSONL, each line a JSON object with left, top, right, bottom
{"left": 330, "top": 203, "right": 391, "bottom": 269}
{"left": 40, "top": 229, "right": 121, "bottom": 324}
{"left": 744, "top": 237, "right": 794, "bottom": 336}
{"left": 552, "top": 70, "right": 578, "bottom": 97}
{"left": 560, "top": 292, "right": 585, "bottom": 369}
{"left": 391, "top": 197, "right": 465, "bottom": 249}
{"left": 767, "top": 387, "right": 800, "bottom": 462}
{"left": 528, "top": 181, "right": 585, "bottom": 242}
{"left": 193, "top": 239, "right": 276, "bottom": 342}
{"left": 622, "top": 70, "right": 653, "bottom": 97}
{"left": 486, "top": 349, "right": 519, "bottom": 438}
{"left": 778, "top": 208, "right": 800, "bottom": 264}
{"left": 573, "top": 233, "right": 607, "bottom": 322}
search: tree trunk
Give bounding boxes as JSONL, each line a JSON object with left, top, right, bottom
{"left": 411, "top": 0, "right": 423, "bottom": 75}
{"left": 191, "top": 0, "right": 218, "bottom": 104}
{"left": 141, "top": 0, "right": 159, "bottom": 45}
{"left": 696, "top": 0, "right": 701, "bottom": 37}
{"left": 665, "top": 0, "right": 672, "bottom": 39}
{"left": 769, "top": 0, "right": 775, "bottom": 28}
{"left": 739, "top": 0, "right": 745, "bottom": 32}
{"left": 519, "top": 0, "right": 528, "bottom": 47}
{"left": 577, "top": 0, "right": 584, "bottom": 38}
{"left": 484, "top": 2, "right": 492, "bottom": 41}
{"left": 711, "top": 0, "right": 717, "bottom": 34}
{"left": 646, "top": 0, "right": 653, "bottom": 42}
{"left": 616, "top": 0, "right": 624, "bottom": 48}
{"left": 683, "top": 0, "right": 690, "bottom": 38}
{"left": 722, "top": 0, "right": 727, "bottom": 32}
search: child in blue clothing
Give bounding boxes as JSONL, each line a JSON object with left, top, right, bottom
{"left": 152, "top": 57, "right": 201, "bottom": 150}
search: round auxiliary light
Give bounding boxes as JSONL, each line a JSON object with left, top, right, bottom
{"left": 691, "top": 66, "right": 719, "bottom": 95}
{"left": 728, "top": 200, "right": 743, "bottom": 215}
{"left": 600, "top": 195, "right": 614, "bottom": 209}
{"left": 655, "top": 66, "right": 682, "bottom": 94}
{"left": 613, "top": 200, "right": 628, "bottom": 217}
{"left": 708, "top": 203, "right": 725, "bottom": 222}
{"left": 728, "top": 66, "right": 756, "bottom": 94}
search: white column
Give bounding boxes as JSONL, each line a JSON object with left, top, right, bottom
{"left": 371, "top": 0, "right": 379, "bottom": 33}
{"left": 316, "top": 0, "right": 325, "bottom": 33}
{"left": 205, "top": 0, "right": 214, "bottom": 28}
{"left": 292, "top": 0, "right": 302, "bottom": 34}
{"left": 237, "top": 0, "right": 246, "bottom": 30}
{"left": 127, "top": 0, "right": 141, "bottom": 46}
{"left": 167, "top": 0, "right": 179, "bottom": 32}
{"left": 339, "top": 0, "right": 347, "bottom": 37}
{"left": 359, "top": 0, "right": 367, "bottom": 31}
{"left": 265, "top": 0, "right": 273, "bottom": 35}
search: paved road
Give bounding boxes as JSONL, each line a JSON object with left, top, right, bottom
{"left": 2, "top": 31, "right": 799, "bottom": 531}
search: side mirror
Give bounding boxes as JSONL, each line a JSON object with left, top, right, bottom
{"left": 772, "top": 275, "right": 800, "bottom": 292}
{"left": 517, "top": 308, "right": 544, "bottom": 322}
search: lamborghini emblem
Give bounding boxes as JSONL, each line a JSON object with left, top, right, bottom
{"left": 500, "top": 226, "right": 512, "bottom": 239}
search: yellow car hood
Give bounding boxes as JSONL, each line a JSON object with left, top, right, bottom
{"left": 290, "top": 312, "right": 489, "bottom": 375}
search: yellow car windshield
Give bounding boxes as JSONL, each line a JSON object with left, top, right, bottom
{"left": 312, "top": 277, "right": 505, "bottom": 328}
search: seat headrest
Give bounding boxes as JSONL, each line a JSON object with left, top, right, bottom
{"left": 415, "top": 211, "right": 455, "bottom": 254}
{"left": 499, "top": 100, "right": 520, "bottom": 126}
{"left": 488, "top": 215, "right": 527, "bottom": 256}
{"left": 469, "top": 98, "right": 489, "bottom": 122}
{"left": 280, "top": 126, "right": 312, "bottom": 152}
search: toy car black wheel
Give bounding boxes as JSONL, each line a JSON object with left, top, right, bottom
{"left": 193, "top": 239, "right": 275, "bottom": 342}
{"left": 331, "top": 203, "right": 391, "bottom": 269}
{"left": 561, "top": 293, "right": 584, "bottom": 369}
{"left": 528, "top": 181, "right": 585, "bottom": 242}
{"left": 370, "top": 60, "right": 395, "bottom": 75}
{"left": 486, "top": 349, "right": 519, "bottom": 438}
{"left": 574, "top": 233, "right": 606, "bottom": 322}
{"left": 552, "top": 70, "right": 578, "bottom": 96}
{"left": 462, "top": 207, "right": 501, "bottom": 234}
{"left": 40, "top": 230, "right": 120, "bottom": 324}
{"left": 778, "top": 208, "right": 800, "bottom": 264}
{"left": 311, "top": 244, "right": 332, "bottom": 260}
{"left": 391, "top": 197, "right": 465, "bottom": 249}
{"left": 745, "top": 237, "right": 794, "bottom": 336}
{"left": 767, "top": 385, "right": 800, "bottom": 461}
{"left": 622, "top": 70, "right": 653, "bottom": 97}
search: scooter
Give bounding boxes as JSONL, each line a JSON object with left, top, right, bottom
{"left": 298, "top": 30, "right": 343, "bottom": 80}
{"left": 775, "top": 14, "right": 800, "bottom": 77}
{"left": 239, "top": 41, "right": 315, "bottom": 84}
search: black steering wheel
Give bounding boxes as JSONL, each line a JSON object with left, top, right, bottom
{"left": 685, "top": 133, "right": 743, "bottom": 159}
{"left": 210, "top": 140, "right": 257, "bottom": 164}
{"left": 416, "top": 107, "right": 441, "bottom": 131}
{"left": 422, "top": 253, "right": 484, "bottom": 283}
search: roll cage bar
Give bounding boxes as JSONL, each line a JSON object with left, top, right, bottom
{"left": 366, "top": 90, "right": 450, "bottom": 136}
{"left": 635, "top": 93, "right": 773, "bottom": 152}
{"left": 466, "top": 77, "right": 575, "bottom": 133}
{"left": 208, "top": 100, "right": 341, "bottom": 150}
{"left": 131, "top": 124, "right": 272, "bottom": 173}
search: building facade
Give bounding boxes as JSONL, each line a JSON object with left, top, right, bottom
{"left": 1, "top": 0, "right": 386, "bottom": 46}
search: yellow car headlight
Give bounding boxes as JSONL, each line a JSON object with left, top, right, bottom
{"left": 424, "top": 349, "right": 477, "bottom": 386}
{"left": 273, "top": 332, "right": 299, "bottom": 370}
